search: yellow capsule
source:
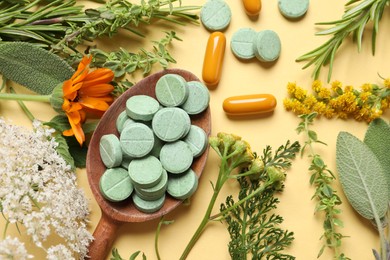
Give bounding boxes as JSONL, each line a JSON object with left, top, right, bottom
{"left": 202, "top": 32, "right": 226, "bottom": 88}
{"left": 222, "top": 94, "right": 277, "bottom": 116}
{"left": 242, "top": 0, "right": 262, "bottom": 16}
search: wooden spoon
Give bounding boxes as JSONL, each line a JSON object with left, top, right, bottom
{"left": 86, "top": 69, "right": 211, "bottom": 260}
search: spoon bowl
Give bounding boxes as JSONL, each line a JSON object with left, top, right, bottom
{"left": 86, "top": 69, "right": 211, "bottom": 259}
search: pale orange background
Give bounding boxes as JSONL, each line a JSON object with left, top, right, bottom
{"left": 1, "top": 0, "right": 389, "bottom": 259}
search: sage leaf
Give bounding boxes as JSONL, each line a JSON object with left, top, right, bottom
{"left": 0, "top": 42, "right": 74, "bottom": 95}
{"left": 364, "top": 118, "right": 390, "bottom": 202}
{"left": 336, "top": 132, "right": 389, "bottom": 220}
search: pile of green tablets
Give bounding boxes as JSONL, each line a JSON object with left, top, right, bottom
{"left": 231, "top": 28, "right": 281, "bottom": 62}
{"left": 99, "top": 74, "right": 210, "bottom": 213}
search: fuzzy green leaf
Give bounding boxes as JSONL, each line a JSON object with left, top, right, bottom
{"left": 0, "top": 42, "right": 74, "bottom": 95}
{"left": 67, "top": 137, "right": 88, "bottom": 168}
{"left": 363, "top": 118, "right": 390, "bottom": 202}
{"left": 53, "top": 133, "right": 75, "bottom": 170}
{"left": 336, "top": 132, "right": 389, "bottom": 220}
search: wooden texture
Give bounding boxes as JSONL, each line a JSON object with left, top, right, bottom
{"left": 85, "top": 69, "right": 211, "bottom": 259}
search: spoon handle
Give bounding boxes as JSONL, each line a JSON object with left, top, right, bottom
{"left": 87, "top": 211, "right": 122, "bottom": 260}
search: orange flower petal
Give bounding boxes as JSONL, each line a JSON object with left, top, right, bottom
{"left": 79, "top": 83, "right": 114, "bottom": 97}
{"left": 70, "top": 56, "right": 92, "bottom": 84}
{"left": 82, "top": 69, "right": 114, "bottom": 88}
{"left": 63, "top": 129, "right": 74, "bottom": 137}
{"left": 62, "top": 100, "right": 83, "bottom": 113}
{"left": 67, "top": 111, "right": 82, "bottom": 125}
{"left": 65, "top": 112, "right": 85, "bottom": 146}
{"left": 63, "top": 80, "right": 82, "bottom": 101}
{"left": 79, "top": 97, "right": 111, "bottom": 111}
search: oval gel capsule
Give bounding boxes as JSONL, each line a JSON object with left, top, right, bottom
{"left": 202, "top": 32, "right": 226, "bottom": 88}
{"left": 223, "top": 94, "right": 277, "bottom": 116}
{"left": 242, "top": 0, "right": 262, "bottom": 16}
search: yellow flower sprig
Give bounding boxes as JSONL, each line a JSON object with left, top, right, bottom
{"left": 284, "top": 78, "right": 390, "bottom": 122}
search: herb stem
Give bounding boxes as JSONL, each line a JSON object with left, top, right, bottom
{"left": 373, "top": 206, "right": 388, "bottom": 260}
{"left": 179, "top": 142, "right": 236, "bottom": 260}
{"left": 0, "top": 93, "right": 51, "bottom": 103}
{"left": 10, "top": 87, "right": 36, "bottom": 122}
{"left": 179, "top": 176, "right": 223, "bottom": 260}
{"left": 2, "top": 219, "right": 9, "bottom": 240}
{"left": 210, "top": 180, "right": 273, "bottom": 221}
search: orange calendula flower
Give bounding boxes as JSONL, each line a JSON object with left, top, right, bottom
{"left": 62, "top": 56, "right": 114, "bottom": 146}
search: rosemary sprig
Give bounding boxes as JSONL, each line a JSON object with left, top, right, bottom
{"left": 297, "top": 113, "right": 349, "bottom": 260}
{"left": 296, "top": 0, "right": 389, "bottom": 82}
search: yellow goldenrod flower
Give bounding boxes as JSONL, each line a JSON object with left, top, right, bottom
{"left": 284, "top": 77, "right": 390, "bottom": 122}
{"left": 361, "top": 83, "right": 372, "bottom": 92}
{"left": 294, "top": 87, "right": 307, "bottom": 101}
{"left": 312, "top": 80, "right": 322, "bottom": 93}
{"left": 318, "top": 88, "right": 331, "bottom": 100}
{"left": 303, "top": 95, "right": 317, "bottom": 108}
{"left": 384, "top": 78, "right": 390, "bottom": 88}
{"left": 286, "top": 82, "right": 297, "bottom": 95}
{"left": 331, "top": 80, "right": 343, "bottom": 94}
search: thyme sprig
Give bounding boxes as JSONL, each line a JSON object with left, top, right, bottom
{"left": 296, "top": 0, "right": 389, "bottom": 82}
{"left": 297, "top": 113, "right": 349, "bottom": 260}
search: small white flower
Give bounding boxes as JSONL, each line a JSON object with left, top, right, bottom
{"left": 0, "top": 236, "right": 33, "bottom": 259}
{"left": 47, "top": 244, "right": 73, "bottom": 260}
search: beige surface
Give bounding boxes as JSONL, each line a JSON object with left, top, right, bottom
{"left": 1, "top": 0, "right": 389, "bottom": 259}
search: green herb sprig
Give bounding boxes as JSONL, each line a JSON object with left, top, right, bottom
{"left": 297, "top": 113, "right": 349, "bottom": 260}
{"left": 0, "top": 0, "right": 200, "bottom": 77}
{"left": 296, "top": 0, "right": 389, "bottom": 82}
{"left": 90, "top": 31, "right": 181, "bottom": 95}
{"left": 219, "top": 141, "right": 300, "bottom": 259}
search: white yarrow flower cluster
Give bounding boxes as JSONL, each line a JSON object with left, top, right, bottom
{"left": 0, "top": 119, "right": 93, "bottom": 259}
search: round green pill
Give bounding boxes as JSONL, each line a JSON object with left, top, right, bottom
{"left": 183, "top": 125, "right": 208, "bottom": 158}
{"left": 167, "top": 169, "right": 198, "bottom": 200}
{"left": 150, "top": 133, "right": 165, "bottom": 158}
{"left": 99, "top": 168, "right": 133, "bottom": 202}
{"left": 180, "top": 81, "right": 210, "bottom": 115}
{"left": 230, "top": 28, "right": 257, "bottom": 60}
{"left": 120, "top": 123, "right": 154, "bottom": 158}
{"left": 116, "top": 110, "right": 129, "bottom": 133}
{"left": 135, "top": 169, "right": 168, "bottom": 201}
{"left": 99, "top": 134, "right": 122, "bottom": 168}
{"left": 128, "top": 155, "right": 163, "bottom": 188}
{"left": 200, "top": 0, "right": 231, "bottom": 31}
{"left": 121, "top": 155, "right": 133, "bottom": 169}
{"left": 160, "top": 141, "right": 193, "bottom": 174}
{"left": 253, "top": 30, "right": 281, "bottom": 62}
{"left": 132, "top": 193, "right": 165, "bottom": 213}
{"left": 278, "top": 0, "right": 309, "bottom": 19}
{"left": 126, "top": 95, "right": 160, "bottom": 121}
{"left": 152, "top": 107, "right": 191, "bottom": 142}
{"left": 155, "top": 74, "right": 189, "bottom": 107}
